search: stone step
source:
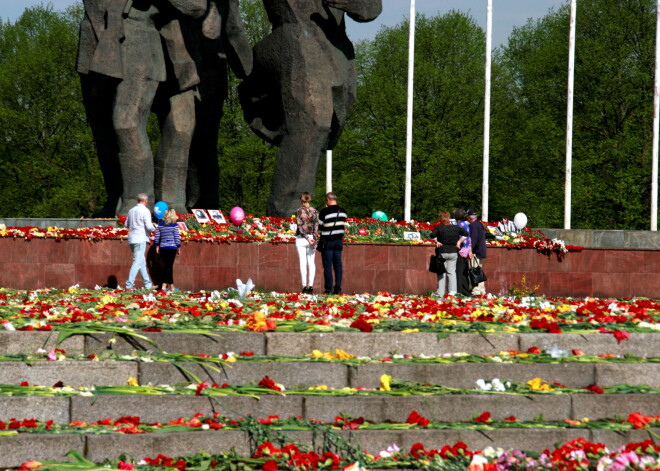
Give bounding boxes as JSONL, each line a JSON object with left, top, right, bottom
{"left": 3, "top": 360, "right": 659, "bottom": 389}
{"left": 1, "top": 394, "right": 658, "bottom": 425}
{"left": 2, "top": 428, "right": 659, "bottom": 468}
{"left": 3, "top": 331, "right": 659, "bottom": 357}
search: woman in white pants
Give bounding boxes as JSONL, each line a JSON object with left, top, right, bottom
{"left": 295, "top": 193, "right": 319, "bottom": 294}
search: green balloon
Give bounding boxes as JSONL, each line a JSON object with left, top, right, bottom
{"left": 372, "top": 211, "right": 388, "bottom": 221}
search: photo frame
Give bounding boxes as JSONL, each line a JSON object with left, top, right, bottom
{"left": 192, "top": 209, "right": 210, "bottom": 224}
{"left": 208, "top": 209, "right": 226, "bottom": 224}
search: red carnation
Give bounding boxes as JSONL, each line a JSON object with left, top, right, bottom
{"left": 586, "top": 384, "right": 604, "bottom": 394}
{"left": 262, "top": 460, "right": 278, "bottom": 471}
{"left": 474, "top": 411, "right": 492, "bottom": 424}
{"left": 258, "top": 376, "right": 283, "bottom": 392}
{"left": 350, "top": 317, "right": 373, "bottom": 332}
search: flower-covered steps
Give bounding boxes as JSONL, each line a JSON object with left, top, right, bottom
{"left": 2, "top": 330, "right": 660, "bottom": 467}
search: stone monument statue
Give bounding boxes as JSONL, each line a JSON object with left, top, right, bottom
{"left": 78, "top": 0, "right": 251, "bottom": 215}
{"left": 185, "top": 0, "right": 252, "bottom": 209}
{"left": 239, "top": 0, "right": 382, "bottom": 217}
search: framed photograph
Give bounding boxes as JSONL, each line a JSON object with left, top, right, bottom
{"left": 192, "top": 209, "right": 211, "bottom": 224}
{"left": 208, "top": 209, "right": 226, "bottom": 224}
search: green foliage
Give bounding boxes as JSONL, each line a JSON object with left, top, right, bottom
{"left": 497, "top": 0, "right": 657, "bottom": 228}
{"left": 0, "top": 4, "right": 104, "bottom": 217}
{"left": 327, "top": 12, "right": 487, "bottom": 222}
{"left": 0, "top": 0, "right": 658, "bottom": 228}
{"left": 216, "top": 0, "right": 276, "bottom": 214}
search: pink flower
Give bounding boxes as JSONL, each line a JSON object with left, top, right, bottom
{"left": 46, "top": 350, "right": 57, "bottom": 361}
{"left": 118, "top": 461, "right": 134, "bottom": 470}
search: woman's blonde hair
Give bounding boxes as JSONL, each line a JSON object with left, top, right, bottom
{"left": 163, "top": 208, "right": 178, "bottom": 225}
{"left": 439, "top": 211, "right": 451, "bottom": 225}
{"left": 300, "top": 192, "right": 312, "bottom": 207}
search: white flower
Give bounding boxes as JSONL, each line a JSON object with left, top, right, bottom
{"left": 475, "top": 379, "right": 492, "bottom": 391}
{"left": 491, "top": 378, "right": 507, "bottom": 392}
{"left": 482, "top": 446, "right": 504, "bottom": 458}
{"left": 547, "top": 344, "right": 568, "bottom": 359}
{"left": 639, "top": 321, "right": 660, "bottom": 331}
{"left": 228, "top": 299, "right": 243, "bottom": 308}
{"left": 378, "top": 443, "right": 400, "bottom": 458}
{"left": 1, "top": 320, "right": 15, "bottom": 331}
{"left": 470, "top": 454, "right": 489, "bottom": 466}
{"left": 344, "top": 462, "right": 369, "bottom": 471}
{"left": 202, "top": 424, "right": 210, "bottom": 430}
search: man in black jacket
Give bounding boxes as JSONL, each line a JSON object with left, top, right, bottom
{"left": 317, "top": 192, "right": 347, "bottom": 294}
{"left": 467, "top": 209, "right": 487, "bottom": 295}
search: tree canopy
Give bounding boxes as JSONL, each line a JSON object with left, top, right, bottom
{"left": 0, "top": 0, "right": 658, "bottom": 229}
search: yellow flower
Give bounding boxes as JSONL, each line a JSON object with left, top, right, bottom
{"left": 334, "top": 349, "right": 354, "bottom": 360}
{"left": 311, "top": 349, "right": 325, "bottom": 359}
{"left": 401, "top": 328, "right": 419, "bottom": 333}
{"left": 309, "top": 385, "right": 329, "bottom": 390}
{"left": 127, "top": 376, "right": 139, "bottom": 387}
{"left": 527, "top": 377, "right": 553, "bottom": 391}
{"left": 379, "top": 374, "right": 392, "bottom": 391}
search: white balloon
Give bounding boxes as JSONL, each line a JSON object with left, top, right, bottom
{"left": 513, "top": 212, "right": 528, "bottom": 230}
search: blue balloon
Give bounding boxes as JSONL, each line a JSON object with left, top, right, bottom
{"left": 154, "top": 201, "right": 168, "bottom": 220}
{"left": 372, "top": 211, "right": 388, "bottom": 221}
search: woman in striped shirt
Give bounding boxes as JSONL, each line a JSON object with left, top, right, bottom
{"left": 154, "top": 209, "right": 181, "bottom": 291}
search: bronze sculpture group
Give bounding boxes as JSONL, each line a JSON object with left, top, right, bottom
{"left": 77, "top": 0, "right": 382, "bottom": 217}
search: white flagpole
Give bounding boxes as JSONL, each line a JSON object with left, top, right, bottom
{"left": 482, "top": 0, "right": 492, "bottom": 222}
{"left": 326, "top": 150, "right": 333, "bottom": 193}
{"left": 564, "top": 0, "right": 577, "bottom": 229}
{"left": 652, "top": 0, "right": 660, "bottom": 231}
{"left": 404, "top": 0, "right": 416, "bottom": 222}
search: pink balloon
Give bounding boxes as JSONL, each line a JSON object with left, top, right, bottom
{"left": 229, "top": 206, "right": 245, "bottom": 225}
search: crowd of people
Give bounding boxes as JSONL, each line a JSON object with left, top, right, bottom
{"left": 124, "top": 191, "right": 487, "bottom": 297}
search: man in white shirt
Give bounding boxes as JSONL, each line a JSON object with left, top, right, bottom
{"left": 125, "top": 193, "right": 155, "bottom": 289}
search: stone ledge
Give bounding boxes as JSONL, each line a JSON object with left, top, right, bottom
{"left": 0, "top": 361, "right": 138, "bottom": 387}
{"left": 3, "top": 332, "right": 660, "bottom": 357}
{"left": 0, "top": 434, "right": 84, "bottom": 467}
{"left": 1, "top": 394, "right": 656, "bottom": 426}
{"left": 3, "top": 429, "right": 660, "bottom": 467}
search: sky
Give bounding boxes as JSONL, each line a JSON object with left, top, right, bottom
{"left": 3, "top": 0, "right": 566, "bottom": 46}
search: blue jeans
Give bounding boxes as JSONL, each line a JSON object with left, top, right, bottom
{"left": 126, "top": 242, "right": 152, "bottom": 289}
{"left": 321, "top": 239, "right": 343, "bottom": 293}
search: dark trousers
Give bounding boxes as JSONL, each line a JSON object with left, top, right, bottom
{"left": 321, "top": 239, "right": 343, "bottom": 293}
{"left": 160, "top": 249, "right": 177, "bottom": 284}
{"left": 456, "top": 255, "right": 470, "bottom": 296}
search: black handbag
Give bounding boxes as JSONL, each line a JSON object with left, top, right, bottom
{"left": 316, "top": 240, "right": 326, "bottom": 252}
{"left": 467, "top": 258, "right": 487, "bottom": 285}
{"left": 429, "top": 255, "right": 445, "bottom": 274}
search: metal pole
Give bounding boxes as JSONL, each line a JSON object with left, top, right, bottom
{"left": 326, "top": 150, "right": 333, "bottom": 193}
{"left": 482, "top": 0, "right": 492, "bottom": 222}
{"left": 564, "top": 0, "right": 577, "bottom": 229}
{"left": 652, "top": 0, "right": 660, "bottom": 231}
{"left": 404, "top": 0, "right": 416, "bottom": 222}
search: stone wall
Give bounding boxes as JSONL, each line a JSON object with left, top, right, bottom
{"left": 0, "top": 239, "right": 657, "bottom": 297}
{"left": 538, "top": 228, "right": 660, "bottom": 249}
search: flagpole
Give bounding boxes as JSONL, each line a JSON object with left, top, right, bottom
{"left": 482, "top": 0, "right": 492, "bottom": 222}
{"left": 404, "top": 0, "right": 416, "bottom": 222}
{"left": 564, "top": 0, "right": 577, "bottom": 229}
{"left": 652, "top": 0, "right": 660, "bottom": 231}
{"left": 326, "top": 150, "right": 333, "bottom": 193}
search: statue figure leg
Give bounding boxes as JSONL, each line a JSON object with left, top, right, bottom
{"left": 267, "top": 79, "right": 333, "bottom": 217}
{"left": 80, "top": 73, "right": 123, "bottom": 217}
{"left": 113, "top": 77, "right": 159, "bottom": 215}
{"left": 153, "top": 87, "right": 196, "bottom": 213}
{"left": 187, "top": 97, "right": 223, "bottom": 209}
